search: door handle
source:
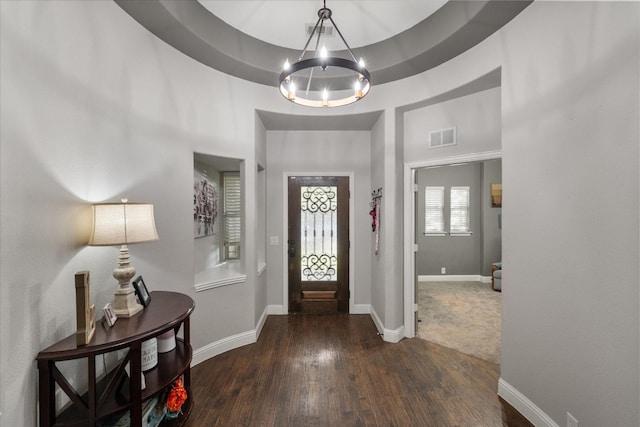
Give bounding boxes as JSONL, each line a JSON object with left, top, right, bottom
{"left": 288, "top": 240, "right": 296, "bottom": 258}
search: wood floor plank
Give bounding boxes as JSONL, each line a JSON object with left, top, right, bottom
{"left": 184, "top": 314, "right": 532, "bottom": 427}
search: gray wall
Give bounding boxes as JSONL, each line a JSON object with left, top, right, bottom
{"left": 404, "top": 87, "right": 501, "bottom": 161}
{"left": 500, "top": 3, "right": 639, "bottom": 425}
{"left": 370, "top": 114, "right": 387, "bottom": 325}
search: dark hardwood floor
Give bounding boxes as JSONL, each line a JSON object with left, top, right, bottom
{"left": 184, "top": 314, "right": 532, "bottom": 427}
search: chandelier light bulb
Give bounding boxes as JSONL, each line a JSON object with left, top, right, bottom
{"left": 359, "top": 58, "right": 365, "bottom": 68}
{"left": 322, "top": 89, "right": 329, "bottom": 101}
{"left": 320, "top": 45, "right": 328, "bottom": 59}
{"left": 283, "top": 58, "right": 290, "bottom": 70}
{"left": 287, "top": 81, "right": 296, "bottom": 100}
{"left": 354, "top": 80, "right": 364, "bottom": 99}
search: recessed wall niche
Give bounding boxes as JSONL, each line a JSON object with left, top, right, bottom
{"left": 193, "top": 152, "right": 242, "bottom": 283}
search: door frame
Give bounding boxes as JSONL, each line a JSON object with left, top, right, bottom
{"left": 403, "top": 150, "right": 502, "bottom": 338}
{"left": 283, "top": 172, "right": 355, "bottom": 314}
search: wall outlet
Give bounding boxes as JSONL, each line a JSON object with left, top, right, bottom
{"left": 269, "top": 236, "right": 279, "bottom": 246}
{"left": 567, "top": 412, "right": 578, "bottom": 427}
{"left": 441, "top": 267, "right": 446, "bottom": 274}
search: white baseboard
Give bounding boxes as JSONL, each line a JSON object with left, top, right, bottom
{"left": 192, "top": 305, "right": 272, "bottom": 367}
{"left": 255, "top": 306, "right": 268, "bottom": 339}
{"left": 370, "top": 306, "right": 384, "bottom": 333}
{"left": 192, "top": 330, "right": 255, "bottom": 367}
{"left": 419, "top": 274, "right": 492, "bottom": 283}
{"left": 369, "top": 306, "right": 404, "bottom": 343}
{"left": 267, "top": 304, "right": 285, "bottom": 315}
{"left": 382, "top": 325, "right": 405, "bottom": 343}
{"left": 498, "top": 378, "right": 559, "bottom": 427}
{"left": 352, "top": 304, "right": 371, "bottom": 314}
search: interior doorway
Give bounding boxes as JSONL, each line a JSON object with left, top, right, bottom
{"left": 404, "top": 152, "right": 502, "bottom": 346}
{"left": 287, "top": 176, "right": 350, "bottom": 313}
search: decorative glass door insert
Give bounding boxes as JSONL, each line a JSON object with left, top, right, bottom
{"left": 300, "top": 186, "right": 338, "bottom": 281}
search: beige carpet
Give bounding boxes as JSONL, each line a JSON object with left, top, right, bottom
{"left": 417, "top": 281, "right": 501, "bottom": 364}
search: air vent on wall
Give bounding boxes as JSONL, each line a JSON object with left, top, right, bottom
{"left": 429, "top": 127, "right": 457, "bottom": 148}
{"left": 306, "top": 24, "right": 334, "bottom": 37}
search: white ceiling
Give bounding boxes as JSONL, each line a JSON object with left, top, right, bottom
{"left": 198, "top": 0, "right": 448, "bottom": 51}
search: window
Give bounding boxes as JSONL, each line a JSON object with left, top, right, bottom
{"left": 223, "top": 172, "right": 241, "bottom": 259}
{"left": 424, "top": 185, "right": 471, "bottom": 236}
{"left": 424, "top": 186, "right": 445, "bottom": 234}
{"left": 450, "top": 186, "right": 470, "bottom": 234}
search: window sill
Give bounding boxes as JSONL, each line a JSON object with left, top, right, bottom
{"left": 423, "top": 232, "right": 473, "bottom": 237}
{"left": 194, "top": 261, "right": 246, "bottom": 293}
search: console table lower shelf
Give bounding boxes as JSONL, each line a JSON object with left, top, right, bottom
{"left": 54, "top": 341, "right": 192, "bottom": 426}
{"left": 36, "top": 291, "right": 195, "bottom": 427}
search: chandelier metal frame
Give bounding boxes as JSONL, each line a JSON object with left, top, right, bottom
{"left": 278, "top": 1, "right": 371, "bottom": 108}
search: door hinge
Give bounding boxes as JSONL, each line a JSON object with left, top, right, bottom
{"left": 413, "top": 244, "right": 418, "bottom": 252}
{"left": 414, "top": 303, "right": 418, "bottom": 312}
{"left": 413, "top": 184, "right": 418, "bottom": 193}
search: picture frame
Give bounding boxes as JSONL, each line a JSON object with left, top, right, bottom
{"left": 194, "top": 170, "right": 218, "bottom": 239}
{"left": 103, "top": 303, "right": 117, "bottom": 327}
{"left": 132, "top": 275, "right": 151, "bottom": 307}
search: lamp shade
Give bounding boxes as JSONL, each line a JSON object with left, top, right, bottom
{"left": 89, "top": 203, "right": 159, "bottom": 246}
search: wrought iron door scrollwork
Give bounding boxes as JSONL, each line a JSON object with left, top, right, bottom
{"left": 302, "top": 187, "right": 337, "bottom": 213}
{"left": 302, "top": 253, "right": 337, "bottom": 281}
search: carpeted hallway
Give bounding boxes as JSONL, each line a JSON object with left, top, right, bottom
{"left": 417, "top": 281, "right": 502, "bottom": 364}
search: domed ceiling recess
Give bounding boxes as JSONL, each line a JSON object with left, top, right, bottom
{"left": 116, "top": 1, "right": 530, "bottom": 128}
{"left": 115, "top": 0, "right": 531, "bottom": 87}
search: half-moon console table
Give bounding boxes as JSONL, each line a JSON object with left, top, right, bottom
{"left": 36, "top": 291, "right": 195, "bottom": 426}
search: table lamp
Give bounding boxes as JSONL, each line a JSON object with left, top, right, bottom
{"left": 88, "top": 199, "right": 159, "bottom": 317}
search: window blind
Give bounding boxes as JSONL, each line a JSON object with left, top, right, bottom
{"left": 450, "top": 186, "right": 470, "bottom": 233}
{"left": 424, "top": 186, "right": 445, "bottom": 234}
{"left": 223, "top": 172, "right": 241, "bottom": 259}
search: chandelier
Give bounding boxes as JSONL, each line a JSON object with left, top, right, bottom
{"left": 278, "top": 1, "right": 371, "bottom": 108}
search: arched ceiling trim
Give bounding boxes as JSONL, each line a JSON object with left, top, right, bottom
{"left": 115, "top": 0, "right": 530, "bottom": 88}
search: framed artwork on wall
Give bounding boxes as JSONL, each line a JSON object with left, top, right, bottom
{"left": 194, "top": 171, "right": 218, "bottom": 238}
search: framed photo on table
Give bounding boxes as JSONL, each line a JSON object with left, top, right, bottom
{"left": 103, "top": 303, "right": 117, "bottom": 327}
{"left": 132, "top": 276, "right": 151, "bottom": 307}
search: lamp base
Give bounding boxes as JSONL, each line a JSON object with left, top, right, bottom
{"left": 113, "top": 285, "right": 143, "bottom": 318}
{"left": 111, "top": 244, "right": 143, "bottom": 318}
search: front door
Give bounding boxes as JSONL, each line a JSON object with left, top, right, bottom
{"left": 288, "top": 176, "right": 349, "bottom": 313}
